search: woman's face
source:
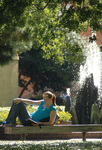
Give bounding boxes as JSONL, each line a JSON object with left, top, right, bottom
{"left": 43, "top": 94, "right": 52, "bottom": 104}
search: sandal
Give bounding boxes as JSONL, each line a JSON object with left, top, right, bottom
{"left": 1, "top": 121, "right": 16, "bottom": 127}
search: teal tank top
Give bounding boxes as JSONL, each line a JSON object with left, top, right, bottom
{"left": 30, "top": 100, "right": 56, "bottom": 122}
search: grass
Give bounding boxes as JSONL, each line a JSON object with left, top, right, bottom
{"left": 0, "top": 140, "right": 102, "bottom": 150}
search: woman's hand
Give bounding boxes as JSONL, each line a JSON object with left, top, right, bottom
{"left": 32, "top": 123, "right": 38, "bottom": 126}
{"left": 14, "top": 98, "right": 23, "bottom": 104}
{"left": 14, "top": 97, "right": 42, "bottom": 105}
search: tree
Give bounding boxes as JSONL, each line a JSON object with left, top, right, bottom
{"left": 19, "top": 47, "right": 80, "bottom": 97}
{"left": 1, "top": 0, "right": 102, "bottom": 65}
{"left": 75, "top": 74, "right": 99, "bottom": 124}
{"left": 0, "top": 0, "right": 34, "bottom": 65}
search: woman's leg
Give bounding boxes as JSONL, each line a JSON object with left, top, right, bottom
{"left": 6, "top": 100, "right": 31, "bottom": 125}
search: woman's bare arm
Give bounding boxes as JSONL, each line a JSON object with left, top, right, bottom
{"left": 36, "top": 110, "right": 57, "bottom": 126}
{"left": 14, "top": 98, "right": 42, "bottom": 105}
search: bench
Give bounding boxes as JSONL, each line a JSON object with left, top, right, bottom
{"left": 4, "top": 124, "right": 102, "bottom": 141}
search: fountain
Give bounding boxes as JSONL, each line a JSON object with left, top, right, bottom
{"left": 74, "top": 41, "right": 102, "bottom": 124}
{"left": 80, "top": 41, "right": 102, "bottom": 100}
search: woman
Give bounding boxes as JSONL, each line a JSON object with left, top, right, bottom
{"left": 2, "top": 91, "right": 57, "bottom": 127}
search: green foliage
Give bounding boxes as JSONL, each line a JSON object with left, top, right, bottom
{"left": 0, "top": 106, "right": 38, "bottom": 124}
{"left": 56, "top": 110, "right": 72, "bottom": 124}
{"left": 0, "top": 0, "right": 102, "bottom": 65}
{"left": 0, "top": 0, "right": 33, "bottom": 65}
{"left": 90, "top": 104, "right": 100, "bottom": 124}
{"left": 75, "top": 74, "right": 99, "bottom": 124}
{"left": 0, "top": 106, "right": 72, "bottom": 125}
{"left": 70, "top": 106, "right": 78, "bottom": 124}
{"left": 99, "top": 107, "right": 102, "bottom": 124}
{"left": 0, "top": 108, "right": 9, "bottom": 123}
{"left": 19, "top": 47, "right": 81, "bottom": 97}
{"left": 0, "top": 42, "right": 15, "bottom": 65}
{"left": 89, "top": 35, "right": 97, "bottom": 43}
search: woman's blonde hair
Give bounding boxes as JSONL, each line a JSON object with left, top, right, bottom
{"left": 43, "top": 91, "right": 56, "bottom": 106}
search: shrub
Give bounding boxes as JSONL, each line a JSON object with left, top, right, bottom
{"left": 90, "top": 104, "right": 100, "bottom": 124}
{"left": 0, "top": 106, "right": 72, "bottom": 125}
{"left": 0, "top": 106, "right": 38, "bottom": 124}
{"left": 75, "top": 74, "right": 99, "bottom": 124}
{"left": 70, "top": 106, "right": 78, "bottom": 124}
{"left": 56, "top": 110, "right": 72, "bottom": 124}
{"left": 0, "top": 108, "right": 9, "bottom": 124}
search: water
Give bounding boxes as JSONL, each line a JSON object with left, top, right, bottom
{"left": 80, "top": 42, "right": 102, "bottom": 97}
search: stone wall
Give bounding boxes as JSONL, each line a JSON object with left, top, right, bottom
{"left": 0, "top": 56, "right": 19, "bottom": 106}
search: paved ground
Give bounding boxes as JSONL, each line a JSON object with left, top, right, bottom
{"left": 68, "top": 138, "right": 102, "bottom": 142}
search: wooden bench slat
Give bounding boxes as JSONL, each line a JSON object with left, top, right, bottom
{"left": 4, "top": 124, "right": 102, "bottom": 141}
{"left": 4, "top": 124, "right": 102, "bottom": 134}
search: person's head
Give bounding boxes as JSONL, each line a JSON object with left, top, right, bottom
{"left": 43, "top": 91, "right": 56, "bottom": 106}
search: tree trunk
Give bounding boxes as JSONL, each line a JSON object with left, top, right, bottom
{"left": 19, "top": 78, "right": 32, "bottom": 98}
